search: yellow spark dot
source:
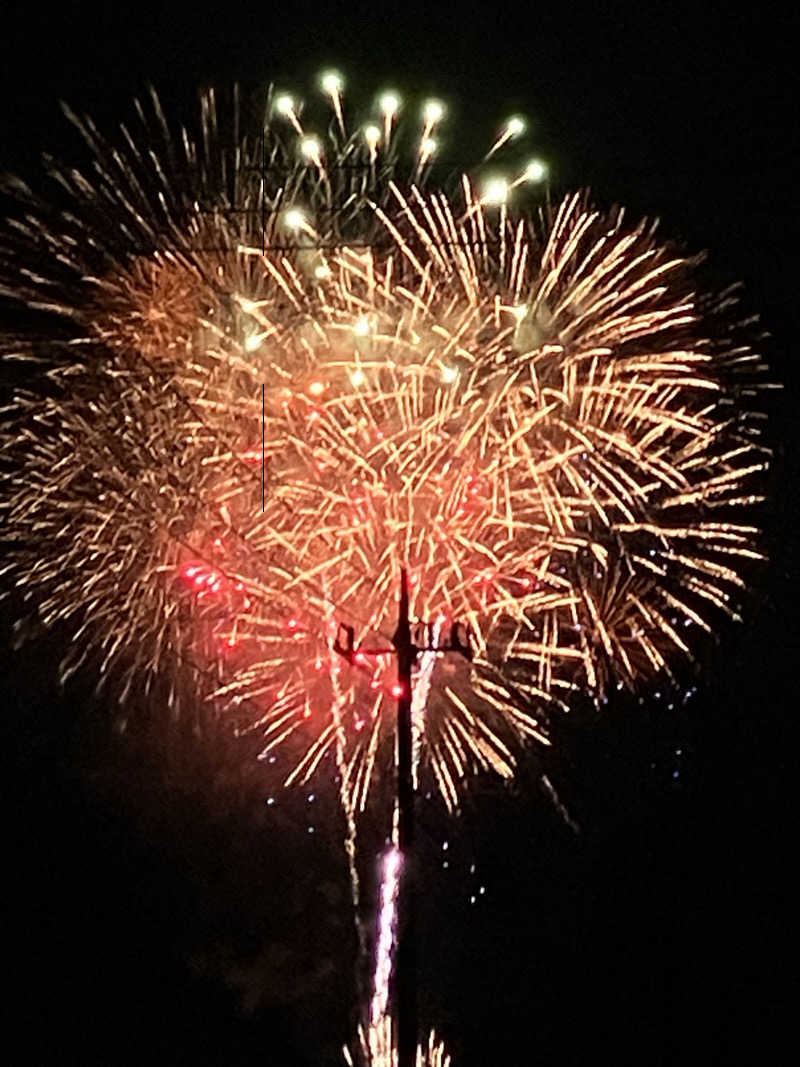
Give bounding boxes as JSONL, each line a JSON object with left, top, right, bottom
{"left": 275, "top": 94, "right": 294, "bottom": 116}
{"left": 244, "top": 334, "right": 261, "bottom": 353}
{"left": 320, "top": 70, "right": 343, "bottom": 94}
{"left": 524, "top": 159, "right": 547, "bottom": 182}
{"left": 364, "top": 124, "right": 381, "bottom": 147}
{"left": 441, "top": 365, "right": 458, "bottom": 383}
{"left": 314, "top": 264, "right": 331, "bottom": 280}
{"left": 420, "top": 137, "right": 438, "bottom": 160}
{"left": 506, "top": 116, "right": 525, "bottom": 137}
{"left": 283, "top": 208, "right": 307, "bottom": 230}
{"left": 482, "top": 176, "right": 509, "bottom": 205}
{"left": 379, "top": 91, "right": 400, "bottom": 114}
{"left": 350, "top": 368, "right": 367, "bottom": 387}
{"left": 423, "top": 99, "right": 445, "bottom": 123}
{"left": 354, "top": 316, "right": 371, "bottom": 336}
{"left": 307, "top": 380, "right": 327, "bottom": 397}
{"left": 300, "top": 136, "right": 321, "bottom": 160}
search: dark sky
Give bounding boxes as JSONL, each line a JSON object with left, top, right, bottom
{"left": 1, "top": 3, "right": 796, "bottom": 1065}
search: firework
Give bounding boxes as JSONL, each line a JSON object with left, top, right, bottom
{"left": 0, "top": 78, "right": 770, "bottom": 817}
{"left": 344, "top": 1019, "right": 451, "bottom": 1067}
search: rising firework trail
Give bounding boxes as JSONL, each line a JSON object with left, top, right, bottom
{"left": 0, "top": 72, "right": 772, "bottom": 1064}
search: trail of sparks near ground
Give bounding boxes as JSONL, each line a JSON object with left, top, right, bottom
{"left": 370, "top": 845, "right": 402, "bottom": 1036}
{"left": 344, "top": 1023, "right": 451, "bottom": 1067}
{"left": 327, "top": 596, "right": 369, "bottom": 989}
{"left": 344, "top": 1024, "right": 452, "bottom": 1067}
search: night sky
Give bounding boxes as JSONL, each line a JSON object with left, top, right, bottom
{"left": 1, "top": 4, "right": 796, "bottom": 1065}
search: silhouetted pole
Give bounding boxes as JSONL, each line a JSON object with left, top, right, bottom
{"left": 393, "top": 567, "right": 417, "bottom": 1067}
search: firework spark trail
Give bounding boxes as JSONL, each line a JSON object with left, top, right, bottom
{"left": 327, "top": 596, "right": 370, "bottom": 989}
{"left": 540, "top": 773, "right": 580, "bottom": 834}
{"left": 346, "top": 1019, "right": 452, "bottom": 1067}
{"left": 370, "top": 844, "right": 402, "bottom": 1034}
{"left": 410, "top": 615, "right": 445, "bottom": 789}
{"left": 0, "top": 78, "right": 771, "bottom": 818}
